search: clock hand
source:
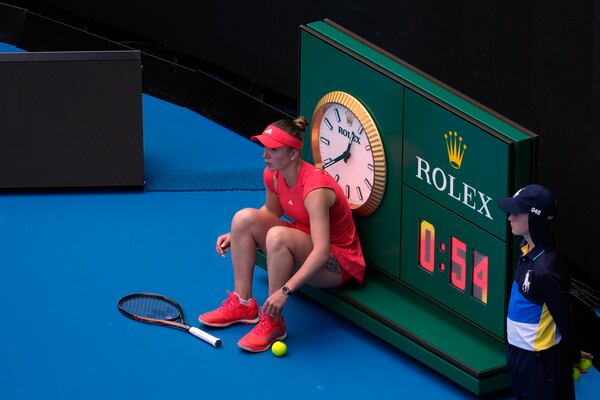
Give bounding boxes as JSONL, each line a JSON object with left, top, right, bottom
{"left": 344, "top": 133, "right": 356, "bottom": 163}
{"left": 322, "top": 151, "right": 348, "bottom": 169}
{"left": 323, "top": 133, "right": 354, "bottom": 169}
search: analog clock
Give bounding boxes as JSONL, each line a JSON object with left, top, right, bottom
{"left": 311, "top": 91, "right": 386, "bottom": 216}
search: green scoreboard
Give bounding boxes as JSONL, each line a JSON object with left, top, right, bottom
{"left": 296, "top": 19, "right": 536, "bottom": 394}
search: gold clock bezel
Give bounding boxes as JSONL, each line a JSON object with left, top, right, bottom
{"left": 311, "top": 91, "right": 386, "bottom": 216}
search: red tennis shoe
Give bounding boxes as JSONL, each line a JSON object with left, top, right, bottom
{"left": 237, "top": 314, "right": 287, "bottom": 352}
{"left": 198, "top": 292, "right": 259, "bottom": 327}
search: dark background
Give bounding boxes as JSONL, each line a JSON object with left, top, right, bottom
{"left": 1, "top": 0, "right": 599, "bottom": 284}
{"left": 0, "top": 51, "right": 143, "bottom": 189}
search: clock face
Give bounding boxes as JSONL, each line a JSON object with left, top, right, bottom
{"left": 311, "top": 91, "right": 386, "bottom": 216}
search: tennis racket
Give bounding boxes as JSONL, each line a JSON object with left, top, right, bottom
{"left": 118, "top": 293, "right": 222, "bottom": 347}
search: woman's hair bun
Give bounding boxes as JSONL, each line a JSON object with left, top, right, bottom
{"left": 293, "top": 116, "right": 309, "bottom": 131}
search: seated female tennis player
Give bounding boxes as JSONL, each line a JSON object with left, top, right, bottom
{"left": 199, "top": 116, "right": 365, "bottom": 352}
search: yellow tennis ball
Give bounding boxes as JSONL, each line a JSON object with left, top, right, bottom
{"left": 573, "top": 367, "right": 581, "bottom": 382}
{"left": 579, "top": 358, "right": 593, "bottom": 373}
{"left": 271, "top": 341, "right": 287, "bottom": 357}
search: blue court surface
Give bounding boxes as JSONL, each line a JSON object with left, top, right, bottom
{"left": 1, "top": 42, "right": 598, "bottom": 399}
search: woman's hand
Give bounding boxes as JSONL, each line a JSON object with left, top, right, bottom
{"left": 216, "top": 233, "right": 231, "bottom": 257}
{"left": 261, "top": 289, "right": 289, "bottom": 316}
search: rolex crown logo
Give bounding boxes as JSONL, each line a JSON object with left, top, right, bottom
{"left": 444, "top": 131, "right": 467, "bottom": 169}
{"left": 345, "top": 110, "right": 355, "bottom": 126}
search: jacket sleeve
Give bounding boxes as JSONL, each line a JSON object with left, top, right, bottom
{"left": 538, "top": 254, "right": 580, "bottom": 364}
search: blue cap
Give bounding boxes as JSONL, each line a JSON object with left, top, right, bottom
{"left": 496, "top": 184, "right": 557, "bottom": 221}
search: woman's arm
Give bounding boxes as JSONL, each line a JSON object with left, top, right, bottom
{"left": 216, "top": 186, "right": 283, "bottom": 256}
{"left": 260, "top": 188, "right": 336, "bottom": 315}
{"left": 261, "top": 188, "right": 284, "bottom": 217}
{"left": 283, "top": 188, "right": 335, "bottom": 291}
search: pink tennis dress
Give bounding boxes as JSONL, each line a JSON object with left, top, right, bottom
{"left": 264, "top": 161, "right": 366, "bottom": 284}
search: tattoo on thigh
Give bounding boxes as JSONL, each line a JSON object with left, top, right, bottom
{"left": 324, "top": 255, "right": 341, "bottom": 275}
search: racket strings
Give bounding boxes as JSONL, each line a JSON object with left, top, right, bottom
{"left": 571, "top": 279, "right": 600, "bottom": 306}
{"left": 122, "top": 296, "right": 182, "bottom": 321}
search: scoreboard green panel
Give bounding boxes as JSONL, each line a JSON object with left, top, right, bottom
{"left": 291, "top": 19, "right": 538, "bottom": 394}
{"left": 400, "top": 88, "right": 518, "bottom": 338}
{"left": 403, "top": 88, "right": 511, "bottom": 240}
{"left": 400, "top": 186, "right": 507, "bottom": 338}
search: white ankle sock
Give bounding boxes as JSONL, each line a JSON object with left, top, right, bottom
{"left": 234, "top": 291, "right": 252, "bottom": 306}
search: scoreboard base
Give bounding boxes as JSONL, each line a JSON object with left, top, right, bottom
{"left": 258, "top": 256, "right": 510, "bottom": 395}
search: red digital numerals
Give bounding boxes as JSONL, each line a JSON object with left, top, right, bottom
{"left": 418, "top": 220, "right": 435, "bottom": 273}
{"left": 418, "top": 220, "right": 488, "bottom": 304}
{"left": 450, "top": 237, "right": 467, "bottom": 291}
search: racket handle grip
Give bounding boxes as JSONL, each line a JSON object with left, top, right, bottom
{"left": 189, "top": 327, "right": 222, "bottom": 347}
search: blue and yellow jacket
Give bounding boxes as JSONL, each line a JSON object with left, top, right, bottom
{"left": 506, "top": 243, "right": 577, "bottom": 358}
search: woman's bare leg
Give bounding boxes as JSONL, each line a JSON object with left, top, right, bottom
{"left": 229, "top": 208, "right": 286, "bottom": 299}
{"left": 264, "top": 226, "right": 342, "bottom": 296}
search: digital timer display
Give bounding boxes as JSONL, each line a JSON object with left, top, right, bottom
{"left": 418, "top": 220, "right": 489, "bottom": 304}
{"left": 401, "top": 186, "right": 506, "bottom": 338}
